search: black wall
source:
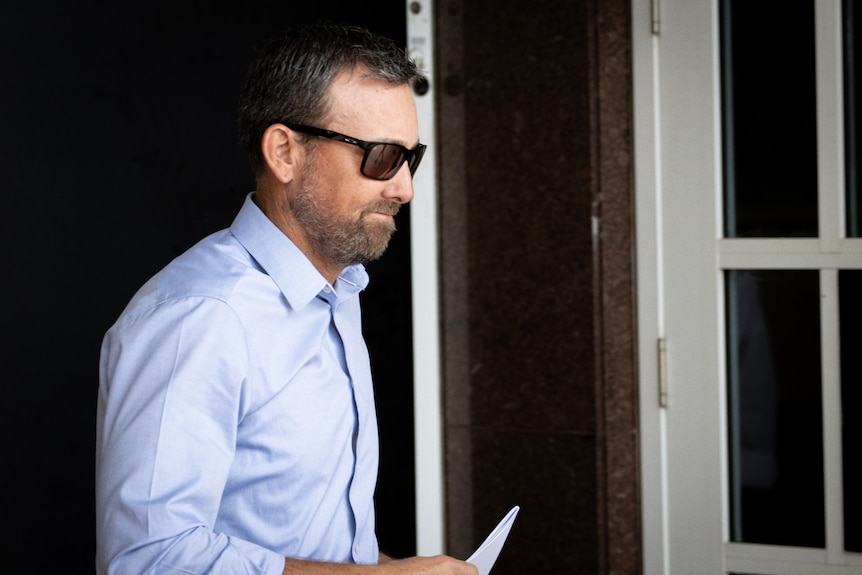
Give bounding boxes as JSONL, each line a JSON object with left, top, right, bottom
{"left": 1, "top": 2, "right": 415, "bottom": 569}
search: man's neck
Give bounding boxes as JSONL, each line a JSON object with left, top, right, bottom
{"left": 253, "top": 191, "right": 343, "bottom": 285}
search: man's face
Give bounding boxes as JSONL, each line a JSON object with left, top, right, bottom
{"left": 290, "top": 67, "right": 419, "bottom": 268}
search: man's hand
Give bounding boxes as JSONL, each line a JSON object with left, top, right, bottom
{"left": 283, "top": 555, "right": 478, "bottom": 575}
{"left": 377, "top": 555, "right": 479, "bottom": 575}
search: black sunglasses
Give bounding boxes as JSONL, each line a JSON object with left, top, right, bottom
{"left": 284, "top": 123, "right": 427, "bottom": 181}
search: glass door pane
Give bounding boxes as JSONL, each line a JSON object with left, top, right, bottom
{"left": 721, "top": 0, "right": 818, "bottom": 237}
{"left": 840, "top": 270, "right": 862, "bottom": 551}
{"left": 726, "top": 270, "right": 824, "bottom": 547}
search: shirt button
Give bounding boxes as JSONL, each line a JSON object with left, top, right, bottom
{"left": 354, "top": 543, "right": 360, "bottom": 556}
{"left": 323, "top": 286, "right": 331, "bottom": 293}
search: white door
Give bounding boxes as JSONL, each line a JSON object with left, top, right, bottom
{"left": 633, "top": 0, "right": 862, "bottom": 573}
{"left": 406, "top": 0, "right": 446, "bottom": 556}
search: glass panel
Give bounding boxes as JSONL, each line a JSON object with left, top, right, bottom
{"left": 840, "top": 270, "right": 862, "bottom": 551}
{"left": 846, "top": 0, "right": 862, "bottom": 237}
{"left": 726, "top": 270, "right": 824, "bottom": 547}
{"left": 721, "top": 0, "right": 818, "bottom": 237}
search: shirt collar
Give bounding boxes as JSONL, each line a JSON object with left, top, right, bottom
{"left": 229, "top": 193, "right": 369, "bottom": 310}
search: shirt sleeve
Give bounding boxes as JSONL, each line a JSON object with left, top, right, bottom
{"left": 96, "top": 295, "right": 285, "bottom": 575}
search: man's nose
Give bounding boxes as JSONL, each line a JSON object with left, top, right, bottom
{"left": 381, "top": 163, "right": 415, "bottom": 204}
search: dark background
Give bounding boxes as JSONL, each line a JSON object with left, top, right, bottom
{"left": 0, "top": 1, "right": 416, "bottom": 569}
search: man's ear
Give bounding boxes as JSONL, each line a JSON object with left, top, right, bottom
{"left": 261, "top": 124, "right": 302, "bottom": 184}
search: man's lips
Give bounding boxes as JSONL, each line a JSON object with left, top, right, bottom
{"left": 365, "top": 202, "right": 400, "bottom": 218}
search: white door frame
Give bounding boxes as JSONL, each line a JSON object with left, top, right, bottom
{"left": 633, "top": 1, "right": 726, "bottom": 573}
{"left": 406, "top": 0, "right": 446, "bottom": 556}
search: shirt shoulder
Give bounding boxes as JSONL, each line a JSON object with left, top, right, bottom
{"left": 116, "top": 229, "right": 262, "bottom": 320}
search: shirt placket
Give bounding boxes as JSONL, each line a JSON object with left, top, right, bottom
{"left": 326, "top": 286, "right": 378, "bottom": 564}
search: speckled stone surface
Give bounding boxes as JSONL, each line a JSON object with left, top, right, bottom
{"left": 436, "top": 1, "right": 640, "bottom": 573}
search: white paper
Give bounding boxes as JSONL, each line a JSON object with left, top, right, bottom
{"left": 466, "top": 506, "right": 520, "bottom": 575}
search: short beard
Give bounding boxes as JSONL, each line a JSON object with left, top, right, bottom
{"left": 290, "top": 181, "right": 399, "bottom": 267}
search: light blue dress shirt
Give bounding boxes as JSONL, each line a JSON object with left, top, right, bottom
{"left": 96, "top": 193, "right": 380, "bottom": 575}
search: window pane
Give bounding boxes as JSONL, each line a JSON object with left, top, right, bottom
{"left": 721, "top": 0, "right": 818, "bottom": 237}
{"left": 846, "top": 0, "right": 862, "bottom": 237}
{"left": 726, "top": 270, "right": 824, "bottom": 547}
{"left": 840, "top": 270, "right": 862, "bottom": 551}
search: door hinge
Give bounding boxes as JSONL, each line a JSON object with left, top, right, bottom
{"left": 658, "top": 337, "right": 668, "bottom": 407}
{"left": 651, "top": 0, "right": 661, "bottom": 35}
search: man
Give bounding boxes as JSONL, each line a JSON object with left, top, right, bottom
{"left": 96, "top": 22, "right": 477, "bottom": 575}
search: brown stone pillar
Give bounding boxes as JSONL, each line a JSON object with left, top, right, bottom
{"left": 435, "top": 1, "right": 641, "bottom": 574}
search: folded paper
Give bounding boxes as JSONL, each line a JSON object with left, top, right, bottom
{"left": 466, "top": 506, "right": 520, "bottom": 575}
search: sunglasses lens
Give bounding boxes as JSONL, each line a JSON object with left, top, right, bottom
{"left": 408, "top": 145, "right": 426, "bottom": 175}
{"left": 364, "top": 144, "right": 406, "bottom": 180}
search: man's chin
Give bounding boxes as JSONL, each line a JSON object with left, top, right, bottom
{"left": 358, "top": 227, "right": 396, "bottom": 263}
{"left": 364, "top": 216, "right": 396, "bottom": 240}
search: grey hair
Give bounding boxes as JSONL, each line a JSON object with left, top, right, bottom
{"left": 236, "top": 22, "right": 424, "bottom": 177}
